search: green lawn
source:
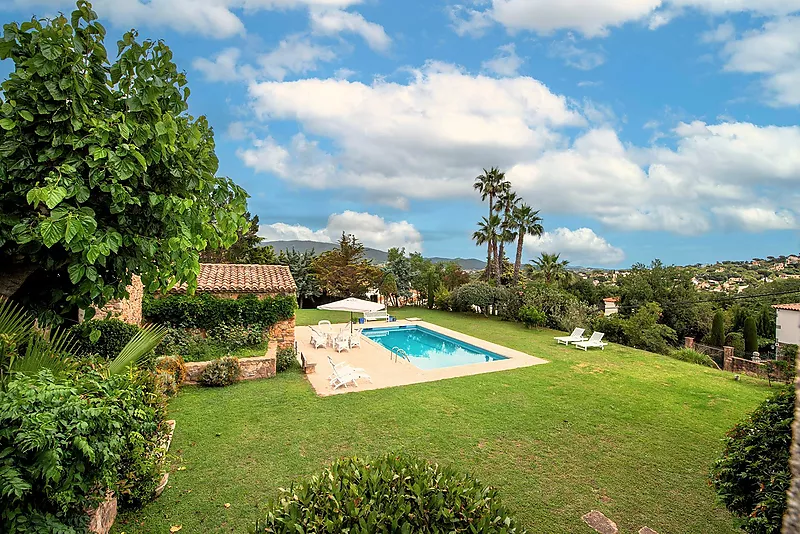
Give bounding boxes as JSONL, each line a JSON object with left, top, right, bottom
{"left": 115, "top": 309, "right": 772, "bottom": 533}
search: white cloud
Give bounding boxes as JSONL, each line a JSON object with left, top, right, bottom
{"left": 713, "top": 207, "right": 799, "bottom": 232}
{"left": 701, "top": 21, "right": 735, "bottom": 43}
{"left": 452, "top": 0, "right": 800, "bottom": 38}
{"left": 259, "top": 211, "right": 423, "bottom": 252}
{"left": 258, "top": 35, "right": 337, "bottom": 81}
{"left": 17, "top": 0, "right": 364, "bottom": 39}
{"left": 525, "top": 227, "right": 625, "bottom": 265}
{"left": 721, "top": 16, "right": 800, "bottom": 107}
{"left": 242, "top": 61, "right": 584, "bottom": 203}
{"left": 194, "top": 37, "right": 335, "bottom": 83}
{"left": 549, "top": 35, "right": 606, "bottom": 70}
{"left": 482, "top": 44, "right": 524, "bottom": 77}
{"left": 310, "top": 9, "right": 391, "bottom": 51}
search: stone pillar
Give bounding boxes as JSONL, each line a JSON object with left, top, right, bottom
{"left": 87, "top": 275, "right": 143, "bottom": 326}
{"left": 685, "top": 337, "right": 694, "bottom": 349}
{"left": 723, "top": 346, "right": 734, "bottom": 372}
{"left": 269, "top": 316, "right": 296, "bottom": 350}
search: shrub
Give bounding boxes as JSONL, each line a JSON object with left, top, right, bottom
{"left": 744, "top": 316, "right": 758, "bottom": 354}
{"left": 711, "top": 387, "right": 794, "bottom": 534}
{"left": 200, "top": 356, "right": 241, "bottom": 387}
{"left": 670, "top": 348, "right": 716, "bottom": 368}
{"left": 591, "top": 314, "right": 628, "bottom": 344}
{"left": 522, "top": 283, "right": 577, "bottom": 329}
{"left": 70, "top": 318, "right": 141, "bottom": 359}
{"left": 143, "top": 293, "right": 295, "bottom": 330}
{"left": 710, "top": 310, "right": 726, "bottom": 347}
{"left": 452, "top": 281, "right": 495, "bottom": 315}
{"left": 553, "top": 300, "right": 595, "bottom": 334}
{"left": 156, "top": 326, "right": 195, "bottom": 356}
{"left": 726, "top": 332, "right": 745, "bottom": 355}
{"left": 518, "top": 306, "right": 546, "bottom": 328}
{"left": 208, "top": 322, "right": 265, "bottom": 350}
{"left": 622, "top": 303, "right": 677, "bottom": 355}
{"left": 276, "top": 347, "right": 300, "bottom": 372}
{"left": 0, "top": 370, "right": 165, "bottom": 532}
{"left": 255, "top": 454, "right": 523, "bottom": 533}
{"left": 433, "top": 286, "right": 452, "bottom": 311}
{"left": 154, "top": 369, "right": 178, "bottom": 397}
{"left": 495, "top": 287, "right": 523, "bottom": 321}
{"left": 155, "top": 355, "right": 187, "bottom": 386}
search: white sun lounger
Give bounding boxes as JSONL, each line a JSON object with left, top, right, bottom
{"left": 328, "top": 356, "right": 371, "bottom": 389}
{"left": 554, "top": 327, "right": 587, "bottom": 346}
{"left": 309, "top": 327, "right": 327, "bottom": 349}
{"left": 574, "top": 331, "right": 607, "bottom": 351}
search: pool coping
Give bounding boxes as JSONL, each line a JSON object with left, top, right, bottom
{"left": 296, "top": 320, "right": 549, "bottom": 396}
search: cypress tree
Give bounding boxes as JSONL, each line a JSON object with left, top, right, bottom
{"left": 744, "top": 316, "right": 758, "bottom": 354}
{"left": 711, "top": 310, "right": 726, "bottom": 347}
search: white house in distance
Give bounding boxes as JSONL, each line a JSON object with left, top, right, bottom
{"left": 774, "top": 303, "right": 800, "bottom": 347}
{"left": 603, "top": 297, "right": 620, "bottom": 316}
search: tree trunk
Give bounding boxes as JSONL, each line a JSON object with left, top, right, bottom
{"left": 485, "top": 194, "right": 494, "bottom": 281}
{"left": 783, "top": 348, "right": 800, "bottom": 532}
{"left": 513, "top": 231, "right": 525, "bottom": 284}
{"left": 498, "top": 241, "right": 505, "bottom": 281}
{"left": 0, "top": 262, "right": 39, "bottom": 300}
{"left": 493, "top": 240, "right": 501, "bottom": 286}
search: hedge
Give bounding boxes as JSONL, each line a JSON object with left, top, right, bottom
{"left": 143, "top": 293, "right": 295, "bottom": 330}
{"left": 70, "top": 319, "right": 141, "bottom": 360}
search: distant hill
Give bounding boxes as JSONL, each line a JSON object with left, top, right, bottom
{"left": 263, "top": 240, "right": 486, "bottom": 270}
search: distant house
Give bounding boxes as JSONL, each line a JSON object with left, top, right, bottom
{"left": 602, "top": 297, "right": 620, "bottom": 316}
{"left": 168, "top": 263, "right": 297, "bottom": 299}
{"left": 774, "top": 304, "right": 800, "bottom": 348}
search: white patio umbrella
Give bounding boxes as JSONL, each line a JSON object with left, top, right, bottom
{"left": 317, "top": 298, "right": 386, "bottom": 333}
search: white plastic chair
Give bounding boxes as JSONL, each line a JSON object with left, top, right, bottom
{"left": 333, "top": 329, "right": 350, "bottom": 353}
{"left": 309, "top": 327, "right": 327, "bottom": 349}
{"left": 349, "top": 328, "right": 363, "bottom": 349}
{"left": 554, "top": 327, "right": 587, "bottom": 346}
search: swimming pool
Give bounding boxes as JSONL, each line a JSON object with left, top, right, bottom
{"left": 362, "top": 325, "right": 507, "bottom": 370}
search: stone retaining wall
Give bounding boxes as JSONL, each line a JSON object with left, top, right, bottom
{"left": 87, "top": 492, "right": 117, "bottom": 534}
{"left": 270, "top": 317, "right": 295, "bottom": 350}
{"left": 184, "top": 343, "right": 277, "bottom": 385}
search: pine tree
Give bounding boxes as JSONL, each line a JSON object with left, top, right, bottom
{"left": 710, "top": 311, "right": 726, "bottom": 347}
{"left": 744, "top": 316, "right": 758, "bottom": 354}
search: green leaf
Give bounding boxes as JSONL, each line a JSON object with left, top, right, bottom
{"left": 118, "top": 122, "right": 130, "bottom": 139}
{"left": 0, "top": 118, "right": 16, "bottom": 130}
{"left": 89, "top": 329, "right": 101, "bottom": 343}
{"left": 40, "top": 42, "right": 62, "bottom": 60}
{"left": 45, "top": 186, "right": 68, "bottom": 209}
{"left": 130, "top": 149, "right": 147, "bottom": 170}
{"left": 18, "top": 110, "right": 33, "bottom": 122}
{"left": 68, "top": 263, "right": 85, "bottom": 284}
{"left": 39, "top": 219, "right": 63, "bottom": 248}
{"left": 64, "top": 216, "right": 84, "bottom": 244}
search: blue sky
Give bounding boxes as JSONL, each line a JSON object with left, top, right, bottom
{"left": 3, "top": 0, "right": 800, "bottom": 267}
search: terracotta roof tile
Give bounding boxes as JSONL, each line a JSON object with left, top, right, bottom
{"left": 774, "top": 303, "right": 800, "bottom": 312}
{"left": 603, "top": 297, "right": 620, "bottom": 302}
{"left": 170, "top": 264, "right": 296, "bottom": 295}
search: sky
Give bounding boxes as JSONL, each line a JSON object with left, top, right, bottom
{"left": 2, "top": 0, "right": 800, "bottom": 268}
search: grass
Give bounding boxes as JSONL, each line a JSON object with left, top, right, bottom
{"left": 115, "top": 308, "right": 773, "bottom": 534}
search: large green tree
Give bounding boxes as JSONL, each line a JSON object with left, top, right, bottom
{"left": 494, "top": 186, "right": 519, "bottom": 286}
{"left": 509, "top": 204, "right": 543, "bottom": 284}
{"left": 472, "top": 167, "right": 506, "bottom": 281}
{"left": 529, "top": 253, "right": 570, "bottom": 285}
{"left": 278, "top": 248, "right": 320, "bottom": 308}
{"left": 313, "top": 233, "right": 381, "bottom": 298}
{"left": 200, "top": 212, "right": 276, "bottom": 265}
{"left": 0, "top": 2, "right": 247, "bottom": 322}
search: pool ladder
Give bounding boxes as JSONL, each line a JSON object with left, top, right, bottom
{"left": 390, "top": 346, "right": 410, "bottom": 363}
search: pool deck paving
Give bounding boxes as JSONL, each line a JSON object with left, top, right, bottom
{"left": 296, "top": 320, "right": 548, "bottom": 396}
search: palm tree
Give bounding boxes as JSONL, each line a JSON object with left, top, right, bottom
{"left": 510, "top": 204, "right": 543, "bottom": 284}
{"left": 530, "top": 252, "right": 569, "bottom": 285}
{"left": 472, "top": 215, "right": 501, "bottom": 280}
{"left": 494, "top": 187, "right": 520, "bottom": 285}
{"left": 473, "top": 167, "right": 507, "bottom": 280}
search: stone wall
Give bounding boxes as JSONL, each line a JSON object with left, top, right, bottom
{"left": 270, "top": 316, "right": 295, "bottom": 350}
{"left": 783, "top": 354, "right": 800, "bottom": 532}
{"left": 87, "top": 492, "right": 117, "bottom": 534}
{"left": 184, "top": 343, "right": 277, "bottom": 385}
{"left": 91, "top": 275, "right": 143, "bottom": 325}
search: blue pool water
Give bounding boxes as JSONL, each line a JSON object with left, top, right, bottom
{"left": 362, "top": 325, "right": 507, "bottom": 370}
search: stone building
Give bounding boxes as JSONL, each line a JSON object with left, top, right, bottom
{"left": 89, "top": 275, "right": 144, "bottom": 325}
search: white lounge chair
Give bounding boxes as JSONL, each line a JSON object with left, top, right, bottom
{"left": 309, "top": 327, "right": 327, "bottom": 349}
{"left": 333, "top": 328, "right": 350, "bottom": 353}
{"left": 328, "top": 356, "right": 371, "bottom": 389}
{"left": 554, "top": 327, "right": 587, "bottom": 346}
{"left": 363, "top": 309, "right": 390, "bottom": 321}
{"left": 574, "top": 332, "right": 607, "bottom": 351}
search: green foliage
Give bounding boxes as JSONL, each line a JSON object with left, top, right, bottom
{"left": 441, "top": 262, "right": 470, "bottom": 291}
{"left": 591, "top": 314, "right": 628, "bottom": 344}
{"left": 0, "top": 369, "right": 165, "bottom": 532}
{"left": 518, "top": 306, "right": 546, "bottom": 328}
{"left": 452, "top": 281, "right": 495, "bottom": 315}
{"left": 200, "top": 356, "right": 240, "bottom": 387}
{"left": 313, "top": 234, "right": 382, "bottom": 298}
{"left": 521, "top": 283, "right": 577, "bottom": 329}
{"left": 670, "top": 348, "right": 716, "bottom": 368}
{"left": 433, "top": 286, "right": 452, "bottom": 311}
{"left": 710, "top": 311, "right": 726, "bottom": 347}
{"left": 156, "top": 326, "right": 194, "bottom": 356}
{"left": 256, "top": 454, "right": 523, "bottom": 533}
{"left": 70, "top": 318, "right": 140, "bottom": 359}
{"left": 278, "top": 248, "right": 320, "bottom": 308}
{"left": 554, "top": 300, "right": 595, "bottom": 334}
{"left": 208, "top": 322, "right": 265, "bottom": 350}
{"left": 726, "top": 332, "right": 745, "bottom": 355}
{"left": 143, "top": 293, "right": 295, "bottom": 330}
{"left": 744, "top": 316, "right": 758, "bottom": 353}
{"left": 276, "top": 347, "right": 300, "bottom": 372}
{"left": 154, "top": 369, "right": 178, "bottom": 397}
{"left": 711, "top": 387, "right": 794, "bottom": 534}
{"left": 0, "top": 1, "right": 247, "bottom": 322}
{"left": 200, "top": 212, "right": 276, "bottom": 265}
{"left": 528, "top": 252, "right": 570, "bottom": 285}
{"left": 494, "top": 286, "right": 523, "bottom": 321}
{"left": 622, "top": 303, "right": 678, "bottom": 355}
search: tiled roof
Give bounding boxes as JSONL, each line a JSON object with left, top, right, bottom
{"left": 170, "top": 264, "right": 296, "bottom": 295}
{"left": 774, "top": 303, "right": 800, "bottom": 312}
{"left": 603, "top": 297, "right": 620, "bottom": 303}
